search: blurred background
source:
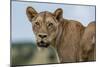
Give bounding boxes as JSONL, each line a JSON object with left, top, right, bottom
{"left": 11, "top": 0, "right": 95, "bottom": 65}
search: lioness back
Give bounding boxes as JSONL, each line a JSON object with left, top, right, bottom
{"left": 80, "top": 21, "right": 96, "bottom": 61}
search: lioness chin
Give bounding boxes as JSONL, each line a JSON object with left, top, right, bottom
{"left": 26, "top": 7, "right": 95, "bottom": 63}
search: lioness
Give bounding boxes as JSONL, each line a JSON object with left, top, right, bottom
{"left": 26, "top": 7, "right": 95, "bottom": 63}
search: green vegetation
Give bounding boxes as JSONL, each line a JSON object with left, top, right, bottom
{"left": 11, "top": 42, "right": 37, "bottom": 65}
{"left": 11, "top": 42, "right": 58, "bottom": 66}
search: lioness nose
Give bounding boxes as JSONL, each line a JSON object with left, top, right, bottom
{"left": 38, "top": 34, "right": 47, "bottom": 38}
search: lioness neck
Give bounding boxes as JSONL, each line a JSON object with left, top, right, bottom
{"left": 55, "top": 19, "right": 69, "bottom": 47}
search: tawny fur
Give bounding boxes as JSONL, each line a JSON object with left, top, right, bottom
{"left": 79, "top": 21, "right": 96, "bottom": 61}
{"left": 54, "top": 19, "right": 85, "bottom": 62}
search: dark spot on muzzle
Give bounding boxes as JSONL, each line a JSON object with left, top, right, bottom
{"left": 37, "top": 41, "right": 50, "bottom": 48}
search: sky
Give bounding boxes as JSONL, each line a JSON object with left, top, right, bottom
{"left": 11, "top": 1, "right": 95, "bottom": 42}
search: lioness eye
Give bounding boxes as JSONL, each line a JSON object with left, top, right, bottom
{"left": 35, "top": 22, "right": 39, "bottom": 26}
{"left": 48, "top": 23, "right": 53, "bottom": 27}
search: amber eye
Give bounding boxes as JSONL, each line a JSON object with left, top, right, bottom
{"left": 48, "top": 23, "right": 53, "bottom": 27}
{"left": 35, "top": 22, "right": 39, "bottom": 26}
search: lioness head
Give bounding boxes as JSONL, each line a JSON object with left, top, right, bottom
{"left": 26, "top": 7, "right": 63, "bottom": 48}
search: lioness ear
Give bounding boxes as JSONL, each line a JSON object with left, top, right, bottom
{"left": 54, "top": 8, "right": 63, "bottom": 21}
{"left": 26, "top": 7, "right": 37, "bottom": 22}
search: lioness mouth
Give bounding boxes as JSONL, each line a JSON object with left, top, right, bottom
{"left": 37, "top": 41, "right": 50, "bottom": 48}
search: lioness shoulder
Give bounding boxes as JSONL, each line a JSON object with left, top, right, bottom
{"left": 56, "top": 19, "right": 85, "bottom": 62}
